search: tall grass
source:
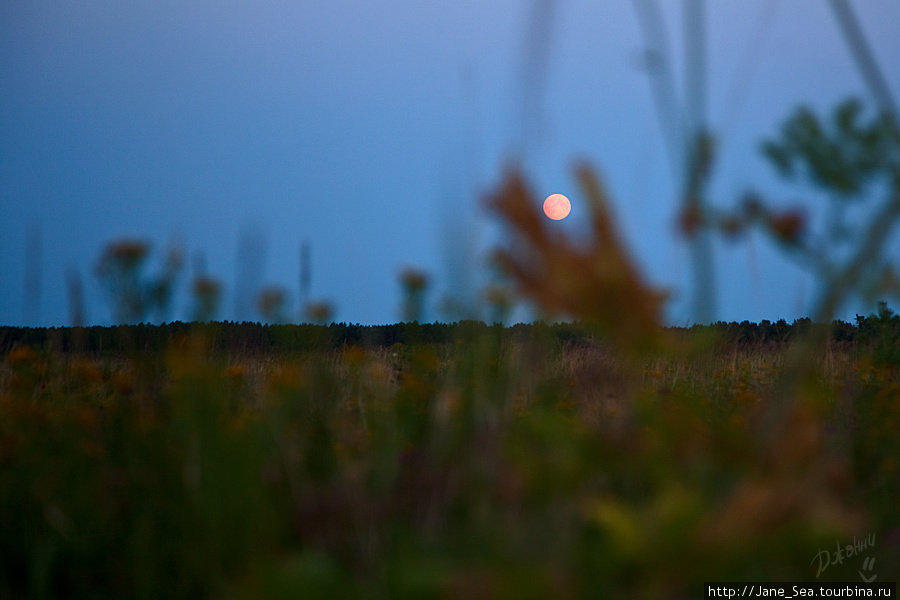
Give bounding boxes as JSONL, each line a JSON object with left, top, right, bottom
{"left": 2, "top": 311, "right": 898, "bottom": 598}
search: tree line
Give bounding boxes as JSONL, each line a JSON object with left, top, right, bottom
{"left": 1, "top": 309, "right": 897, "bottom": 357}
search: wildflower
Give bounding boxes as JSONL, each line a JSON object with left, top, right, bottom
{"left": 767, "top": 209, "right": 806, "bottom": 244}
{"left": 487, "top": 164, "right": 666, "bottom": 354}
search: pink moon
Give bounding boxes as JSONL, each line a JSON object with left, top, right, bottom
{"left": 543, "top": 193, "right": 571, "bottom": 220}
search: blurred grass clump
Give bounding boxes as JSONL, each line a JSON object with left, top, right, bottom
{"left": 3, "top": 312, "right": 899, "bottom": 599}
{"left": 2, "top": 96, "right": 900, "bottom": 599}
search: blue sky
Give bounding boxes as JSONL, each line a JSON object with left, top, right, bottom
{"left": 2, "top": 1, "right": 899, "bottom": 326}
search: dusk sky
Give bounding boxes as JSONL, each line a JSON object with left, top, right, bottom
{"left": 2, "top": 1, "right": 899, "bottom": 327}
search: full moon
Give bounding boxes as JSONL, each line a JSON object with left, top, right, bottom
{"left": 543, "top": 193, "right": 571, "bottom": 220}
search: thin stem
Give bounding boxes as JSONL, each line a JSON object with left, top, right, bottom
{"left": 630, "top": 0, "right": 683, "bottom": 181}
{"left": 828, "top": 0, "right": 899, "bottom": 126}
{"left": 684, "top": 0, "right": 715, "bottom": 323}
{"left": 813, "top": 186, "right": 900, "bottom": 322}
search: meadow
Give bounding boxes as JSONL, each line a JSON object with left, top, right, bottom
{"left": 2, "top": 309, "right": 899, "bottom": 599}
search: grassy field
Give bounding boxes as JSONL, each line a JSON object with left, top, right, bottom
{"left": 2, "top": 317, "right": 899, "bottom": 599}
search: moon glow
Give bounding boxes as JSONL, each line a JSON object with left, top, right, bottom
{"left": 543, "top": 193, "right": 571, "bottom": 220}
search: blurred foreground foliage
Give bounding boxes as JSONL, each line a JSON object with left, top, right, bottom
{"left": 2, "top": 311, "right": 899, "bottom": 598}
